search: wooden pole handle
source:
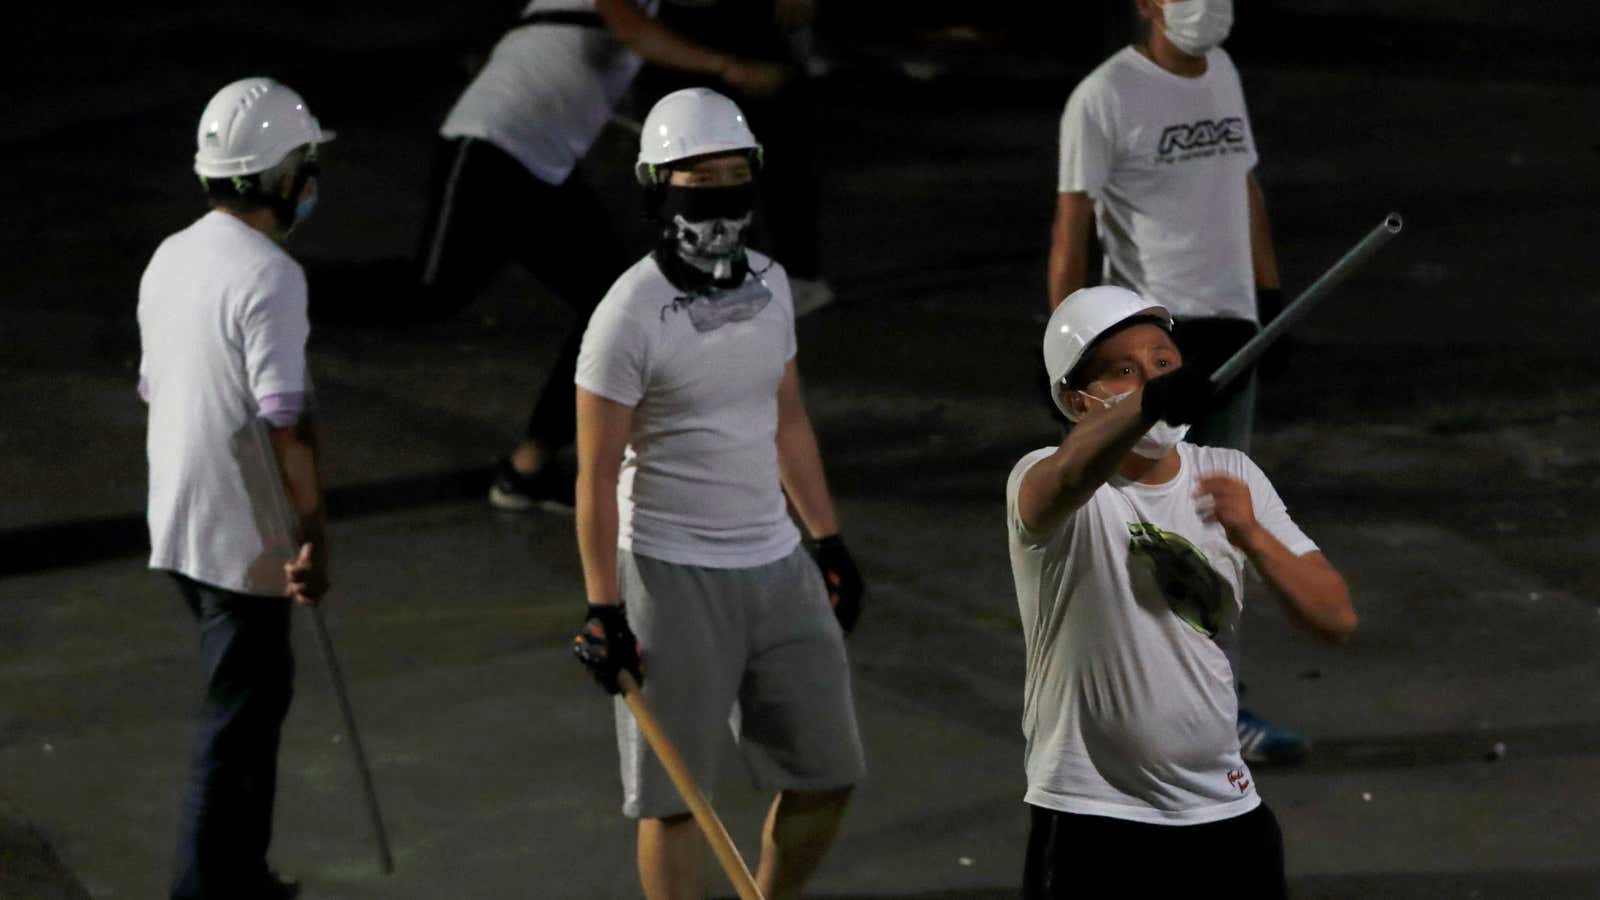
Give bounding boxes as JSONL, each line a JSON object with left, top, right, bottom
{"left": 617, "top": 671, "right": 765, "bottom": 900}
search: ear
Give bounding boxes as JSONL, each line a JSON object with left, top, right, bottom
{"left": 1060, "top": 385, "right": 1089, "bottom": 422}
{"left": 1135, "top": 0, "right": 1161, "bottom": 25}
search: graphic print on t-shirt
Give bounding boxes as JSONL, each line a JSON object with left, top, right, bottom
{"left": 1155, "top": 117, "right": 1250, "bottom": 166}
{"left": 1127, "top": 521, "right": 1231, "bottom": 638}
{"left": 658, "top": 276, "right": 772, "bottom": 333}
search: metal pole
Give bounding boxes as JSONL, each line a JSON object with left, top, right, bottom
{"left": 1209, "top": 212, "right": 1404, "bottom": 391}
{"left": 308, "top": 605, "right": 395, "bottom": 875}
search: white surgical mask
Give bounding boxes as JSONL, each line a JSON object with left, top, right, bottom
{"left": 1076, "top": 388, "right": 1191, "bottom": 459}
{"left": 1162, "top": 0, "right": 1233, "bottom": 57}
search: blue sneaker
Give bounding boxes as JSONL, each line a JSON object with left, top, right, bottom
{"left": 1237, "top": 707, "right": 1310, "bottom": 765}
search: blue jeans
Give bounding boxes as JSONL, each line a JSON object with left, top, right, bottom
{"left": 169, "top": 574, "right": 294, "bottom": 900}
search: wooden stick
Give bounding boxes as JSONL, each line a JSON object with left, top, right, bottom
{"left": 617, "top": 671, "right": 765, "bottom": 900}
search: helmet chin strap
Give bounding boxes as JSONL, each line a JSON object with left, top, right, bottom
{"left": 269, "top": 159, "right": 319, "bottom": 235}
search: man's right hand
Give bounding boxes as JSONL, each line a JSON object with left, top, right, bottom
{"left": 572, "top": 604, "right": 643, "bottom": 695}
{"left": 1140, "top": 365, "right": 1215, "bottom": 426}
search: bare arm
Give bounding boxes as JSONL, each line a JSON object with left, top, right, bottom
{"left": 774, "top": 359, "right": 839, "bottom": 538}
{"left": 1247, "top": 173, "right": 1280, "bottom": 291}
{"left": 595, "top": 0, "right": 787, "bottom": 94}
{"left": 1017, "top": 386, "right": 1150, "bottom": 534}
{"left": 270, "top": 414, "right": 328, "bottom": 603}
{"left": 1197, "top": 475, "right": 1356, "bottom": 642}
{"left": 576, "top": 387, "right": 635, "bottom": 606}
{"left": 1047, "top": 191, "right": 1095, "bottom": 309}
{"left": 1251, "top": 545, "right": 1354, "bottom": 642}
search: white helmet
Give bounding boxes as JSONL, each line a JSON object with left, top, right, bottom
{"left": 635, "top": 87, "right": 762, "bottom": 186}
{"left": 1043, "top": 285, "right": 1172, "bottom": 418}
{"left": 194, "top": 77, "right": 334, "bottom": 178}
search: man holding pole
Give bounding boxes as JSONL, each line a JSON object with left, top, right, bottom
{"left": 139, "top": 77, "right": 332, "bottom": 899}
{"left": 1046, "top": 0, "right": 1307, "bottom": 762}
{"left": 1009, "top": 285, "right": 1356, "bottom": 898}
{"left": 570, "top": 87, "right": 866, "bottom": 900}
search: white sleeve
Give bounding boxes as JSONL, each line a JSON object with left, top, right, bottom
{"left": 1242, "top": 456, "right": 1317, "bottom": 556}
{"left": 1057, "top": 80, "right": 1114, "bottom": 196}
{"left": 777, "top": 269, "right": 797, "bottom": 363}
{"left": 575, "top": 297, "right": 649, "bottom": 407}
{"left": 1007, "top": 448, "right": 1067, "bottom": 549}
{"left": 240, "top": 257, "right": 310, "bottom": 403}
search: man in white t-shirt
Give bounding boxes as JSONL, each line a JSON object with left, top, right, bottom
{"left": 570, "top": 88, "right": 865, "bottom": 900}
{"left": 1047, "top": 0, "right": 1307, "bottom": 762}
{"left": 139, "top": 77, "right": 334, "bottom": 900}
{"left": 1008, "top": 286, "right": 1355, "bottom": 898}
{"left": 411, "top": 0, "right": 791, "bottom": 513}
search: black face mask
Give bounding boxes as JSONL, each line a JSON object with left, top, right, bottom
{"left": 653, "top": 183, "right": 757, "bottom": 289}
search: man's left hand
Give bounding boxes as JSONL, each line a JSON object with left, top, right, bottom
{"left": 285, "top": 542, "right": 328, "bottom": 606}
{"left": 1195, "top": 476, "right": 1260, "bottom": 550}
{"left": 810, "top": 535, "right": 864, "bottom": 634}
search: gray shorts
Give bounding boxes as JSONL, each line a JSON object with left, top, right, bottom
{"left": 615, "top": 546, "right": 867, "bottom": 819}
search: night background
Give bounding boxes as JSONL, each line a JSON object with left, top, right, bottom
{"left": 4, "top": 1, "right": 1599, "bottom": 897}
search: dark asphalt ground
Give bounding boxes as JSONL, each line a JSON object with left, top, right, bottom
{"left": 5, "top": 3, "right": 1600, "bottom": 897}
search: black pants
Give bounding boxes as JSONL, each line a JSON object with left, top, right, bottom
{"left": 412, "top": 135, "right": 628, "bottom": 451}
{"left": 1023, "top": 803, "right": 1288, "bottom": 899}
{"left": 169, "top": 574, "right": 295, "bottom": 900}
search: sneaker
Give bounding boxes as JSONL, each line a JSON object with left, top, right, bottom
{"left": 488, "top": 457, "right": 575, "bottom": 514}
{"left": 789, "top": 277, "right": 836, "bottom": 317}
{"left": 1237, "top": 707, "right": 1311, "bottom": 765}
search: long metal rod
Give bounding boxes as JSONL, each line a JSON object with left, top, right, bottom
{"left": 617, "top": 671, "right": 765, "bottom": 900}
{"left": 308, "top": 605, "right": 395, "bottom": 875}
{"left": 1209, "top": 212, "right": 1404, "bottom": 391}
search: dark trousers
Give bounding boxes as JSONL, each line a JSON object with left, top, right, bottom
{"left": 170, "top": 574, "right": 295, "bottom": 900}
{"left": 412, "top": 136, "right": 628, "bottom": 453}
{"left": 1023, "top": 802, "right": 1288, "bottom": 899}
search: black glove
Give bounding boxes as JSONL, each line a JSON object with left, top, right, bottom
{"left": 809, "top": 535, "right": 865, "bottom": 634}
{"left": 1256, "top": 287, "right": 1294, "bottom": 379}
{"left": 572, "top": 604, "right": 643, "bottom": 695}
{"left": 1141, "top": 364, "right": 1215, "bottom": 426}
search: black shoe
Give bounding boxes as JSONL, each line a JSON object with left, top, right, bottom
{"left": 488, "top": 457, "right": 575, "bottom": 514}
{"left": 253, "top": 871, "right": 300, "bottom": 899}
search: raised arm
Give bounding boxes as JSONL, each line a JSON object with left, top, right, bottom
{"left": 595, "top": 0, "right": 788, "bottom": 96}
{"left": 1018, "top": 382, "right": 1149, "bottom": 533}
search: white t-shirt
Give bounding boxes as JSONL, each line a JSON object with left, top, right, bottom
{"left": 1005, "top": 442, "right": 1317, "bottom": 824}
{"left": 138, "top": 211, "right": 309, "bottom": 596}
{"left": 441, "top": 0, "right": 661, "bottom": 185}
{"left": 1058, "top": 46, "right": 1259, "bottom": 322}
{"left": 576, "top": 252, "right": 802, "bottom": 568}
